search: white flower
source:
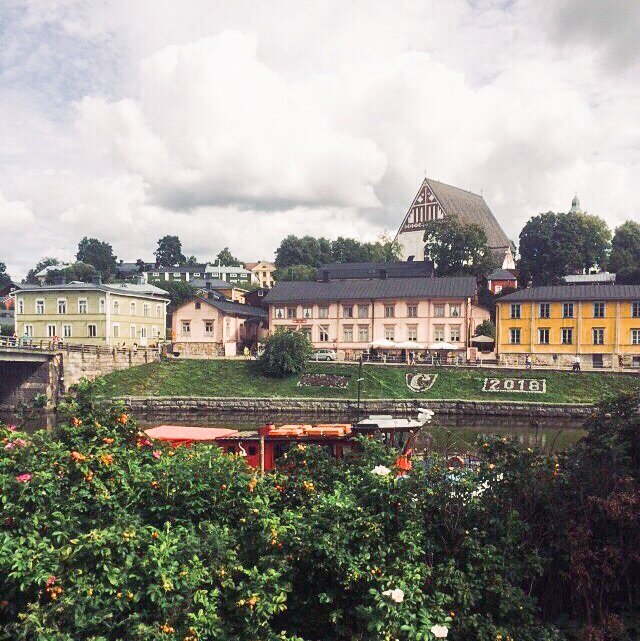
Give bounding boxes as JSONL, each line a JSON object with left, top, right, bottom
{"left": 371, "top": 465, "right": 391, "bottom": 476}
{"left": 382, "top": 588, "right": 404, "bottom": 603}
{"left": 431, "top": 624, "right": 449, "bottom": 638}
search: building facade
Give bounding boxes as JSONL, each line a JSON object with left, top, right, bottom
{"left": 205, "top": 264, "right": 256, "bottom": 286}
{"left": 171, "top": 297, "right": 267, "bottom": 357}
{"left": 264, "top": 277, "right": 478, "bottom": 359}
{"left": 145, "top": 265, "right": 207, "bottom": 283}
{"left": 395, "top": 177, "right": 515, "bottom": 269}
{"left": 496, "top": 285, "right": 640, "bottom": 369}
{"left": 487, "top": 268, "right": 517, "bottom": 295}
{"left": 12, "top": 281, "right": 169, "bottom": 347}
{"left": 245, "top": 261, "right": 276, "bottom": 288}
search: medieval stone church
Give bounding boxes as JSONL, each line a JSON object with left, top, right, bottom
{"left": 395, "top": 177, "right": 515, "bottom": 269}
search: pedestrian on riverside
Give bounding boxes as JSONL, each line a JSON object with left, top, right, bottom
{"left": 525, "top": 354, "right": 532, "bottom": 370}
{"left": 572, "top": 355, "right": 581, "bottom": 372}
{"left": 409, "top": 350, "right": 416, "bottom": 366}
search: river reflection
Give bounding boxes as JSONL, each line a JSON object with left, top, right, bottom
{"left": 1, "top": 409, "right": 586, "bottom": 453}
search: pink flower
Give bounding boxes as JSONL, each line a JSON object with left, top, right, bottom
{"left": 5, "top": 439, "right": 27, "bottom": 451}
{"left": 153, "top": 450, "right": 162, "bottom": 459}
{"left": 45, "top": 575, "right": 57, "bottom": 587}
{"left": 15, "top": 473, "right": 33, "bottom": 483}
{"left": 4, "top": 442, "right": 16, "bottom": 451}
{"left": 7, "top": 425, "right": 17, "bottom": 432}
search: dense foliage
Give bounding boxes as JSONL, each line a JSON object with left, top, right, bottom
{"left": 609, "top": 220, "right": 640, "bottom": 284}
{"left": 258, "top": 328, "right": 313, "bottom": 378}
{"left": 76, "top": 237, "right": 118, "bottom": 280}
{"left": 1, "top": 385, "right": 638, "bottom": 640}
{"left": 155, "top": 235, "right": 187, "bottom": 268}
{"left": 0, "top": 261, "right": 11, "bottom": 288}
{"left": 46, "top": 261, "right": 97, "bottom": 284}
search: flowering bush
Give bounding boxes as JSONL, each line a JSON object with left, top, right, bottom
{"left": 0, "top": 381, "right": 638, "bottom": 640}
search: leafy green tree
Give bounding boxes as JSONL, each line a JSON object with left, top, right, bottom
{"left": 423, "top": 217, "right": 496, "bottom": 278}
{"left": 215, "top": 247, "right": 241, "bottom": 267}
{"left": 330, "top": 235, "right": 402, "bottom": 263}
{"left": 76, "top": 237, "right": 117, "bottom": 280}
{"left": 25, "top": 257, "right": 60, "bottom": 284}
{"left": 185, "top": 255, "right": 200, "bottom": 266}
{"left": 273, "top": 264, "right": 318, "bottom": 282}
{"left": 609, "top": 220, "right": 640, "bottom": 284}
{"left": 46, "top": 262, "right": 96, "bottom": 284}
{"left": 0, "top": 262, "right": 11, "bottom": 288}
{"left": 475, "top": 319, "right": 495, "bottom": 338}
{"left": 156, "top": 281, "right": 195, "bottom": 313}
{"left": 258, "top": 328, "right": 313, "bottom": 377}
{"left": 154, "top": 235, "right": 186, "bottom": 267}
{"left": 518, "top": 211, "right": 611, "bottom": 286}
{"left": 275, "top": 235, "right": 332, "bottom": 269}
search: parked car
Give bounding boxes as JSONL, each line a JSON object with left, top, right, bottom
{"left": 311, "top": 349, "right": 337, "bottom": 362}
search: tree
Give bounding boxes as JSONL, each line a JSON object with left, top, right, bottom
{"left": 76, "top": 237, "right": 117, "bottom": 280}
{"left": 329, "top": 235, "right": 402, "bottom": 263}
{"left": 423, "top": 218, "right": 496, "bottom": 278}
{"left": 155, "top": 235, "right": 186, "bottom": 267}
{"left": 609, "top": 221, "right": 640, "bottom": 284}
{"left": 258, "top": 328, "right": 313, "bottom": 377}
{"left": 475, "top": 319, "right": 495, "bottom": 338}
{"left": 273, "top": 264, "right": 318, "bottom": 282}
{"left": 46, "top": 262, "right": 96, "bottom": 284}
{"left": 156, "top": 280, "right": 195, "bottom": 313}
{"left": 0, "top": 262, "right": 11, "bottom": 288}
{"left": 25, "top": 257, "right": 60, "bottom": 284}
{"left": 275, "top": 235, "right": 332, "bottom": 269}
{"left": 185, "top": 255, "right": 200, "bottom": 267}
{"left": 518, "top": 211, "right": 611, "bottom": 286}
{"left": 215, "top": 247, "right": 241, "bottom": 267}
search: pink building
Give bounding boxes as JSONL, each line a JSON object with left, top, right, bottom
{"left": 263, "top": 277, "right": 479, "bottom": 359}
{"left": 171, "top": 296, "right": 267, "bottom": 357}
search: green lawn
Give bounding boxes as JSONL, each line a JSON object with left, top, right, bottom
{"left": 98, "top": 359, "right": 640, "bottom": 404}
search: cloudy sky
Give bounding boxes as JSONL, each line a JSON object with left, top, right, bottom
{"left": 1, "top": 0, "right": 639, "bottom": 278}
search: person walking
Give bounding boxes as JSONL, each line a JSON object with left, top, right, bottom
{"left": 409, "top": 350, "right": 416, "bottom": 366}
{"left": 572, "top": 355, "right": 581, "bottom": 372}
{"left": 525, "top": 354, "right": 532, "bottom": 370}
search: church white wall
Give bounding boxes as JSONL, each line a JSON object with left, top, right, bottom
{"left": 397, "top": 230, "right": 426, "bottom": 261}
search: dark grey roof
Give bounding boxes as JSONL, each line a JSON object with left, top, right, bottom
{"left": 318, "top": 260, "right": 433, "bottom": 280}
{"left": 488, "top": 268, "right": 517, "bottom": 281}
{"left": 264, "top": 276, "right": 477, "bottom": 304}
{"left": 427, "top": 178, "right": 511, "bottom": 250}
{"left": 15, "top": 281, "right": 170, "bottom": 299}
{"left": 180, "top": 296, "right": 267, "bottom": 318}
{"left": 147, "top": 265, "right": 207, "bottom": 273}
{"left": 499, "top": 284, "right": 640, "bottom": 302}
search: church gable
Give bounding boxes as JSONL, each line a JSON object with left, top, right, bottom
{"left": 398, "top": 179, "right": 443, "bottom": 233}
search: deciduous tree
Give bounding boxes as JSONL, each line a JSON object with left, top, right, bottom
{"left": 258, "top": 328, "right": 313, "bottom": 377}
{"left": 155, "top": 235, "right": 186, "bottom": 267}
{"left": 25, "top": 257, "right": 60, "bottom": 284}
{"left": 46, "top": 262, "right": 96, "bottom": 284}
{"left": 273, "top": 264, "right": 318, "bottom": 282}
{"left": 76, "top": 237, "right": 117, "bottom": 280}
{"left": 215, "top": 247, "right": 241, "bottom": 266}
{"left": 609, "top": 220, "right": 640, "bottom": 284}
{"left": 0, "top": 262, "right": 11, "bottom": 288}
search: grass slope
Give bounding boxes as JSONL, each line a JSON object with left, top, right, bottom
{"left": 99, "top": 359, "right": 640, "bottom": 404}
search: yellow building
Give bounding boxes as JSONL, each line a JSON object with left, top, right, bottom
{"left": 496, "top": 285, "right": 640, "bottom": 369}
{"left": 13, "top": 280, "right": 170, "bottom": 347}
{"left": 245, "top": 261, "right": 276, "bottom": 288}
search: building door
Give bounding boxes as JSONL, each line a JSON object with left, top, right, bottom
{"left": 592, "top": 354, "right": 603, "bottom": 369}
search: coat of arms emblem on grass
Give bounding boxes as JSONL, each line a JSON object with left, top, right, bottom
{"left": 405, "top": 372, "right": 438, "bottom": 393}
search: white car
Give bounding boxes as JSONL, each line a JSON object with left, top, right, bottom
{"left": 312, "top": 349, "right": 337, "bottom": 362}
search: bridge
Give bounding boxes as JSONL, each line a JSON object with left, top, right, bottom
{"left": 0, "top": 337, "right": 160, "bottom": 413}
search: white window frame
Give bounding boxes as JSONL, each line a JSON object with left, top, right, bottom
{"left": 302, "top": 307, "right": 313, "bottom": 319}
{"left": 35, "top": 299, "right": 45, "bottom": 314}
{"left": 99, "top": 298, "right": 105, "bottom": 314}
{"left": 343, "top": 305, "right": 353, "bottom": 318}
{"left": 509, "top": 328, "right": 521, "bottom": 345}
{"left": 592, "top": 327, "right": 605, "bottom": 345}
{"left": 633, "top": 302, "right": 640, "bottom": 318}
{"left": 57, "top": 298, "right": 67, "bottom": 315}
{"left": 407, "top": 305, "right": 418, "bottom": 318}
{"left": 181, "top": 320, "right": 191, "bottom": 337}
{"left": 450, "top": 325, "right": 461, "bottom": 343}
{"left": 539, "top": 303, "right": 550, "bottom": 319}
{"left": 17, "top": 298, "right": 24, "bottom": 314}
{"left": 318, "top": 306, "right": 329, "bottom": 319}
{"left": 434, "top": 304, "right": 445, "bottom": 318}
{"left": 384, "top": 305, "right": 395, "bottom": 318}
{"left": 274, "top": 307, "right": 285, "bottom": 320}
{"left": 631, "top": 329, "right": 640, "bottom": 345}
{"left": 434, "top": 325, "right": 445, "bottom": 342}
{"left": 384, "top": 325, "right": 395, "bottom": 341}
{"left": 140, "top": 326, "right": 147, "bottom": 339}
{"left": 143, "top": 303, "right": 150, "bottom": 317}
{"left": 62, "top": 324, "right": 72, "bottom": 338}
{"left": 129, "top": 324, "right": 137, "bottom": 339}
{"left": 593, "top": 302, "right": 605, "bottom": 318}
{"left": 562, "top": 303, "right": 574, "bottom": 318}
{"left": 318, "top": 325, "right": 330, "bottom": 342}
{"left": 130, "top": 302, "right": 136, "bottom": 316}
{"left": 538, "top": 328, "right": 550, "bottom": 344}
{"left": 78, "top": 298, "right": 88, "bottom": 314}
{"left": 407, "top": 325, "right": 418, "bottom": 341}
{"left": 23, "top": 324, "right": 34, "bottom": 337}
{"left": 156, "top": 304, "right": 162, "bottom": 318}
{"left": 112, "top": 323, "right": 120, "bottom": 338}
{"left": 450, "top": 304, "right": 461, "bottom": 318}
{"left": 204, "top": 320, "right": 214, "bottom": 335}
{"left": 46, "top": 324, "right": 56, "bottom": 338}
{"left": 113, "top": 300, "right": 120, "bottom": 314}
{"left": 357, "top": 305, "right": 369, "bottom": 319}
{"left": 358, "top": 325, "right": 369, "bottom": 342}
{"left": 87, "top": 323, "right": 97, "bottom": 338}
{"left": 561, "top": 328, "right": 573, "bottom": 345}
{"left": 510, "top": 304, "right": 521, "bottom": 319}
{"left": 343, "top": 325, "right": 353, "bottom": 342}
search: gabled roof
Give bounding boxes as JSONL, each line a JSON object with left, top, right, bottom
{"left": 14, "top": 281, "right": 170, "bottom": 300}
{"left": 190, "top": 278, "right": 244, "bottom": 291}
{"left": 498, "top": 284, "right": 640, "bottom": 302}
{"left": 146, "top": 265, "right": 207, "bottom": 273}
{"left": 318, "top": 260, "right": 433, "bottom": 280}
{"left": 264, "top": 276, "right": 477, "bottom": 304}
{"left": 488, "top": 268, "right": 517, "bottom": 281}
{"left": 179, "top": 296, "right": 267, "bottom": 318}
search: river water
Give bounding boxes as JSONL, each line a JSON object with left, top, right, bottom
{"left": 2, "top": 410, "right": 587, "bottom": 454}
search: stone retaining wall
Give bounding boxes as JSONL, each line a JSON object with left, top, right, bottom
{"left": 63, "top": 349, "right": 159, "bottom": 387}
{"left": 122, "top": 395, "right": 593, "bottom": 420}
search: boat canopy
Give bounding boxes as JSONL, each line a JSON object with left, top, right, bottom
{"left": 145, "top": 425, "right": 240, "bottom": 442}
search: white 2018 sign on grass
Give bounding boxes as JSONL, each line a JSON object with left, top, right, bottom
{"left": 482, "top": 378, "right": 547, "bottom": 394}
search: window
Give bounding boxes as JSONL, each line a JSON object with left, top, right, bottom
{"left": 130, "top": 302, "right": 136, "bottom": 316}
{"left": 130, "top": 325, "right": 136, "bottom": 339}
{"left": 593, "top": 302, "right": 605, "bottom": 318}
{"left": 301, "top": 326, "right": 312, "bottom": 341}
{"left": 509, "top": 328, "right": 521, "bottom": 344}
{"left": 343, "top": 305, "right": 353, "bottom": 318}
{"left": 205, "top": 320, "right": 214, "bottom": 335}
{"left": 140, "top": 327, "right": 147, "bottom": 339}
{"left": 319, "top": 325, "right": 329, "bottom": 342}
{"left": 632, "top": 302, "right": 640, "bottom": 318}
{"left": 434, "top": 305, "right": 445, "bottom": 318}
{"left": 358, "top": 325, "right": 369, "bottom": 342}
{"left": 592, "top": 328, "right": 604, "bottom": 345}
{"left": 561, "top": 328, "right": 573, "bottom": 345}
{"left": 538, "top": 328, "right": 550, "bottom": 344}
{"left": 407, "top": 326, "right": 418, "bottom": 341}
{"left": 156, "top": 304, "right": 162, "bottom": 317}
{"left": 57, "top": 299, "right": 67, "bottom": 314}
{"left": 510, "top": 304, "right": 521, "bottom": 319}
{"left": 275, "top": 307, "right": 285, "bottom": 319}
{"left": 35, "top": 299, "right": 45, "bottom": 314}
{"left": 434, "top": 325, "right": 445, "bottom": 342}
{"left": 63, "top": 324, "right": 72, "bottom": 338}
{"left": 357, "top": 305, "right": 369, "bottom": 319}
{"left": 23, "top": 324, "right": 33, "bottom": 337}
{"left": 99, "top": 299, "right": 105, "bottom": 314}
{"left": 384, "top": 305, "right": 395, "bottom": 318}
{"left": 407, "top": 305, "right": 418, "bottom": 318}
{"left": 318, "top": 306, "right": 329, "bottom": 319}
{"left": 343, "top": 325, "right": 353, "bottom": 342}
{"left": 17, "top": 298, "right": 23, "bottom": 314}
{"left": 450, "top": 304, "right": 461, "bottom": 318}
{"left": 46, "top": 324, "right": 56, "bottom": 338}
{"left": 631, "top": 329, "right": 640, "bottom": 345}
{"left": 143, "top": 304, "right": 150, "bottom": 317}
{"left": 450, "top": 325, "right": 461, "bottom": 342}
{"left": 539, "top": 303, "right": 550, "bottom": 319}
{"left": 384, "top": 325, "right": 395, "bottom": 341}
{"left": 302, "top": 307, "right": 313, "bottom": 319}
{"left": 113, "top": 300, "right": 120, "bottom": 314}
{"left": 181, "top": 321, "right": 191, "bottom": 337}
{"left": 112, "top": 324, "right": 119, "bottom": 338}
{"left": 87, "top": 324, "right": 97, "bottom": 338}
{"left": 78, "top": 299, "right": 87, "bottom": 314}
{"left": 286, "top": 307, "right": 297, "bottom": 319}
{"left": 562, "top": 303, "right": 574, "bottom": 318}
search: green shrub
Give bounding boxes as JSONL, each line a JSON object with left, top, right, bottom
{"left": 258, "top": 328, "right": 313, "bottom": 378}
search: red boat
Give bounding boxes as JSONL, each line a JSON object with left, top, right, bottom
{"left": 144, "top": 410, "right": 434, "bottom": 473}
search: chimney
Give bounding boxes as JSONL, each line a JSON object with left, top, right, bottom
{"left": 92, "top": 275, "right": 102, "bottom": 285}
{"left": 407, "top": 256, "right": 414, "bottom": 262}
{"left": 134, "top": 274, "right": 147, "bottom": 285}
{"left": 205, "top": 281, "right": 212, "bottom": 290}
{"left": 322, "top": 270, "right": 329, "bottom": 282}
{"left": 380, "top": 269, "right": 388, "bottom": 280}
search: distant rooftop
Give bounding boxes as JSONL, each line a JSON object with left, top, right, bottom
{"left": 318, "top": 260, "right": 434, "bottom": 281}
{"left": 563, "top": 272, "right": 616, "bottom": 284}
{"left": 499, "top": 284, "right": 640, "bottom": 302}
{"left": 487, "top": 268, "right": 517, "bottom": 281}
{"left": 16, "top": 280, "right": 170, "bottom": 299}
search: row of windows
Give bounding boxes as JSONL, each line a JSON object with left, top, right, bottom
{"left": 180, "top": 319, "right": 215, "bottom": 336}
{"left": 274, "top": 303, "right": 462, "bottom": 320}
{"left": 17, "top": 298, "right": 164, "bottom": 317}
{"left": 21, "top": 324, "right": 161, "bottom": 339}
{"left": 510, "top": 301, "right": 640, "bottom": 319}
{"left": 509, "top": 327, "right": 640, "bottom": 345}
{"left": 286, "top": 324, "right": 462, "bottom": 343}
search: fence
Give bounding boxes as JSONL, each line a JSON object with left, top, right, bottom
{"left": 0, "top": 336, "right": 160, "bottom": 358}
